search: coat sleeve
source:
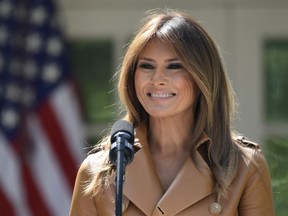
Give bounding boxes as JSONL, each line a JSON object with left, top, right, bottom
{"left": 238, "top": 149, "right": 275, "bottom": 216}
{"left": 69, "top": 156, "right": 98, "bottom": 216}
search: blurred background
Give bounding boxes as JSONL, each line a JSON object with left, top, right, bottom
{"left": 0, "top": 0, "right": 287, "bottom": 215}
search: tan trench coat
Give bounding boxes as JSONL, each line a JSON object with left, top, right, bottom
{"left": 69, "top": 126, "right": 274, "bottom": 216}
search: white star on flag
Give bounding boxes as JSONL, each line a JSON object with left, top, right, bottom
{"left": 26, "top": 33, "right": 42, "bottom": 53}
{"left": 0, "top": 0, "right": 12, "bottom": 18}
{"left": 1, "top": 108, "right": 19, "bottom": 129}
{"left": 47, "top": 37, "right": 63, "bottom": 56}
{"left": 42, "top": 63, "right": 60, "bottom": 83}
{"left": 30, "top": 6, "right": 47, "bottom": 25}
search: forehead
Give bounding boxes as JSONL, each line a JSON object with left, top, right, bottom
{"left": 138, "top": 39, "right": 178, "bottom": 59}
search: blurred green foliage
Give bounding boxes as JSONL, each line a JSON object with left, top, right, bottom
{"left": 264, "top": 40, "right": 288, "bottom": 215}
{"left": 68, "top": 39, "right": 115, "bottom": 123}
{"left": 265, "top": 41, "right": 288, "bottom": 122}
{"left": 265, "top": 137, "right": 288, "bottom": 216}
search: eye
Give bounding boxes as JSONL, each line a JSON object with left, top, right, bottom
{"left": 167, "top": 63, "right": 183, "bottom": 70}
{"left": 138, "top": 62, "right": 154, "bottom": 70}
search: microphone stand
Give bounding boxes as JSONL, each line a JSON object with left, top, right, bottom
{"left": 109, "top": 120, "right": 134, "bottom": 216}
{"left": 115, "top": 136, "right": 126, "bottom": 216}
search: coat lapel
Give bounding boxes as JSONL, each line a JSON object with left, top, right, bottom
{"left": 156, "top": 150, "right": 213, "bottom": 215}
{"left": 123, "top": 126, "right": 213, "bottom": 215}
{"left": 123, "top": 126, "right": 164, "bottom": 215}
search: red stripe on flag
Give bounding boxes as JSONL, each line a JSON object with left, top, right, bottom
{"left": 12, "top": 138, "right": 52, "bottom": 216}
{"left": 37, "top": 99, "right": 77, "bottom": 189}
{"left": 22, "top": 161, "right": 52, "bottom": 216}
{"left": 0, "top": 186, "right": 15, "bottom": 216}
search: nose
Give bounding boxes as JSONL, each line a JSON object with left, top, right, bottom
{"left": 150, "top": 69, "right": 168, "bottom": 86}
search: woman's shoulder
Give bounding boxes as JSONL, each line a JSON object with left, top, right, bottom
{"left": 234, "top": 136, "right": 268, "bottom": 173}
{"left": 78, "top": 150, "right": 108, "bottom": 175}
{"left": 233, "top": 137, "right": 274, "bottom": 213}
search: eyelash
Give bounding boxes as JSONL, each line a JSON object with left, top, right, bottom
{"left": 138, "top": 63, "right": 183, "bottom": 70}
{"left": 138, "top": 63, "right": 154, "bottom": 69}
{"left": 167, "top": 63, "right": 183, "bottom": 70}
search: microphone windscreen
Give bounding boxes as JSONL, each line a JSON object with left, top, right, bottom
{"left": 111, "top": 120, "right": 134, "bottom": 141}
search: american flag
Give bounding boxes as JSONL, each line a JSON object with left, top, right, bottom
{"left": 0, "top": 0, "right": 85, "bottom": 215}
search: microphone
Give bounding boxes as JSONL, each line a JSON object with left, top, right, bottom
{"left": 109, "top": 120, "right": 134, "bottom": 166}
{"left": 109, "top": 120, "right": 135, "bottom": 216}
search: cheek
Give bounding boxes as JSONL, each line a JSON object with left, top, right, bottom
{"left": 134, "top": 71, "right": 145, "bottom": 98}
{"left": 184, "top": 83, "right": 195, "bottom": 100}
{"left": 178, "top": 76, "right": 197, "bottom": 101}
{"left": 134, "top": 70, "right": 141, "bottom": 86}
{"left": 135, "top": 70, "right": 149, "bottom": 83}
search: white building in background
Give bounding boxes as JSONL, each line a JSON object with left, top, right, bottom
{"left": 60, "top": 0, "right": 288, "bottom": 146}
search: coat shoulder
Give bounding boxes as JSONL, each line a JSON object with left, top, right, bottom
{"left": 234, "top": 136, "right": 265, "bottom": 168}
{"left": 235, "top": 136, "right": 260, "bottom": 149}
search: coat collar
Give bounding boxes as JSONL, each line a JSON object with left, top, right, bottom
{"left": 123, "top": 125, "right": 213, "bottom": 215}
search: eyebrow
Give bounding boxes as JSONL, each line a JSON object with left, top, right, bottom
{"left": 139, "top": 57, "right": 179, "bottom": 62}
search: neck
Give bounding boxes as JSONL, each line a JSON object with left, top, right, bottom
{"left": 148, "top": 115, "right": 194, "bottom": 156}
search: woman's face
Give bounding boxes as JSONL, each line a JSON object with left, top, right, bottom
{"left": 134, "top": 39, "right": 197, "bottom": 119}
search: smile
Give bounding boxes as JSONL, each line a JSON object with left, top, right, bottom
{"left": 148, "top": 93, "right": 176, "bottom": 98}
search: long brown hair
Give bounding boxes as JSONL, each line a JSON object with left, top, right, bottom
{"left": 86, "top": 9, "right": 240, "bottom": 201}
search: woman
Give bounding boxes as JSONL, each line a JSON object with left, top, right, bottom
{"left": 70, "top": 9, "right": 274, "bottom": 215}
